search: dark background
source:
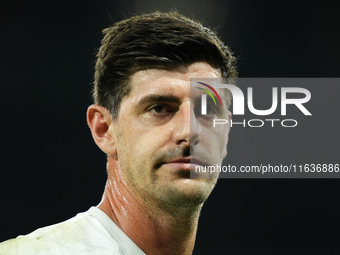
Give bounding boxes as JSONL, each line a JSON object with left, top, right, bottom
{"left": 1, "top": 0, "right": 340, "bottom": 254}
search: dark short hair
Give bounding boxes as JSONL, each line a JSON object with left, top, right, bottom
{"left": 93, "top": 11, "right": 237, "bottom": 119}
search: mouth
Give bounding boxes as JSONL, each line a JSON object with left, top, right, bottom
{"left": 161, "top": 158, "right": 207, "bottom": 171}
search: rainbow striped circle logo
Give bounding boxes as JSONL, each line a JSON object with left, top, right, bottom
{"left": 195, "top": 82, "right": 222, "bottom": 106}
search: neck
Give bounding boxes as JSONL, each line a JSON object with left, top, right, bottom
{"left": 97, "top": 156, "right": 201, "bottom": 255}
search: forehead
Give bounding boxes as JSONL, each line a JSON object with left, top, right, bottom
{"left": 128, "top": 62, "right": 221, "bottom": 96}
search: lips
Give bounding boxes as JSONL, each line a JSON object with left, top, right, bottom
{"left": 161, "top": 158, "right": 206, "bottom": 171}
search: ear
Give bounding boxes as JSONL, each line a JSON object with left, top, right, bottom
{"left": 222, "top": 111, "right": 232, "bottom": 158}
{"left": 87, "top": 105, "right": 117, "bottom": 155}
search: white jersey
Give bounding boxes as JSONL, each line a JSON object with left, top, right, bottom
{"left": 0, "top": 207, "right": 146, "bottom": 255}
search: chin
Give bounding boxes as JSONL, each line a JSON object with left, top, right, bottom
{"left": 158, "top": 178, "right": 217, "bottom": 207}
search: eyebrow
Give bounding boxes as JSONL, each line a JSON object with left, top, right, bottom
{"left": 136, "top": 94, "right": 181, "bottom": 107}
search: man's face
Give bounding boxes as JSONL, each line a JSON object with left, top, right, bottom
{"left": 111, "top": 62, "right": 231, "bottom": 208}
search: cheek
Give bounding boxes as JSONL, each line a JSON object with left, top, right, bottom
{"left": 118, "top": 122, "right": 170, "bottom": 164}
{"left": 210, "top": 126, "right": 229, "bottom": 155}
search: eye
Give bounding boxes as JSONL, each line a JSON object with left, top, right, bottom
{"left": 194, "top": 103, "right": 217, "bottom": 118}
{"left": 148, "top": 104, "right": 172, "bottom": 116}
{"left": 206, "top": 104, "right": 217, "bottom": 115}
{"left": 151, "top": 105, "right": 166, "bottom": 113}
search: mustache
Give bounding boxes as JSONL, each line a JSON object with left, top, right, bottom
{"left": 153, "top": 145, "right": 210, "bottom": 169}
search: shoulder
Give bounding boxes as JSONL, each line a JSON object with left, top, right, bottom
{"left": 0, "top": 208, "right": 124, "bottom": 255}
{"left": 0, "top": 235, "right": 54, "bottom": 255}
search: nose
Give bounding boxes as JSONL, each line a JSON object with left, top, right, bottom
{"left": 172, "top": 102, "right": 200, "bottom": 146}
